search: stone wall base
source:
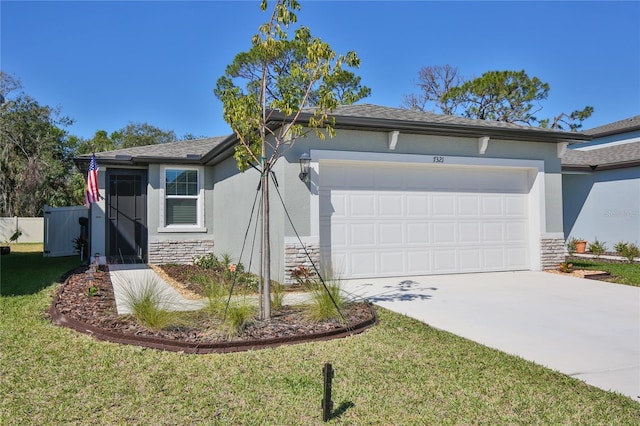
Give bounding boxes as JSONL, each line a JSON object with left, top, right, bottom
{"left": 540, "top": 236, "right": 565, "bottom": 270}
{"left": 148, "top": 239, "right": 215, "bottom": 265}
{"left": 284, "top": 241, "right": 320, "bottom": 285}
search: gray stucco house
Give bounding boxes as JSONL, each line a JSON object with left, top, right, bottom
{"left": 562, "top": 116, "right": 640, "bottom": 247}
{"left": 77, "top": 104, "right": 590, "bottom": 282}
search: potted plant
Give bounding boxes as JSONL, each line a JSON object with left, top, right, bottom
{"left": 567, "top": 237, "right": 587, "bottom": 254}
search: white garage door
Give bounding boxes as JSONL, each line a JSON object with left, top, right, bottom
{"left": 319, "top": 161, "right": 531, "bottom": 278}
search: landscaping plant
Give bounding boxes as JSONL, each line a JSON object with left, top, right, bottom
{"left": 119, "top": 276, "right": 185, "bottom": 330}
{"left": 614, "top": 241, "right": 640, "bottom": 262}
{"left": 587, "top": 238, "right": 607, "bottom": 257}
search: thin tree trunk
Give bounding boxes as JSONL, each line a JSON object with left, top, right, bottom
{"left": 261, "top": 159, "right": 271, "bottom": 319}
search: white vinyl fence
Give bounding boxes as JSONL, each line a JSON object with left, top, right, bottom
{"left": 43, "top": 205, "right": 89, "bottom": 257}
{"left": 0, "top": 216, "right": 44, "bottom": 243}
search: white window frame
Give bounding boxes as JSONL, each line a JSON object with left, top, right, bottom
{"left": 158, "top": 165, "right": 206, "bottom": 233}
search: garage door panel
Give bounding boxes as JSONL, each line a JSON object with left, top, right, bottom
{"left": 351, "top": 252, "right": 376, "bottom": 275}
{"left": 407, "top": 223, "right": 429, "bottom": 244}
{"left": 379, "top": 223, "right": 403, "bottom": 245}
{"left": 458, "top": 196, "right": 480, "bottom": 216}
{"left": 459, "top": 249, "right": 482, "bottom": 270}
{"left": 407, "top": 195, "right": 429, "bottom": 216}
{"left": 379, "top": 251, "right": 404, "bottom": 275}
{"left": 407, "top": 251, "right": 431, "bottom": 274}
{"left": 482, "top": 197, "right": 504, "bottom": 215}
{"left": 433, "top": 223, "right": 456, "bottom": 243}
{"left": 319, "top": 162, "right": 531, "bottom": 278}
{"left": 482, "top": 222, "right": 504, "bottom": 242}
{"left": 350, "top": 223, "right": 376, "bottom": 245}
{"left": 433, "top": 250, "right": 457, "bottom": 273}
{"left": 379, "top": 194, "right": 403, "bottom": 216}
{"left": 483, "top": 248, "right": 505, "bottom": 268}
{"left": 432, "top": 196, "right": 455, "bottom": 215}
{"left": 458, "top": 222, "right": 480, "bottom": 242}
{"left": 350, "top": 194, "right": 375, "bottom": 216}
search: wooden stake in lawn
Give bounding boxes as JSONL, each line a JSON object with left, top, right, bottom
{"left": 322, "top": 363, "right": 334, "bottom": 422}
{"left": 214, "top": 0, "right": 370, "bottom": 319}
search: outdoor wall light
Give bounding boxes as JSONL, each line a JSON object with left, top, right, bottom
{"left": 298, "top": 153, "right": 311, "bottom": 183}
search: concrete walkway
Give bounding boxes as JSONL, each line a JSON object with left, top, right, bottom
{"left": 341, "top": 271, "right": 640, "bottom": 402}
{"left": 109, "top": 264, "right": 311, "bottom": 315}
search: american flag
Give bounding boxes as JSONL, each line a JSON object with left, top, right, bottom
{"left": 85, "top": 154, "right": 101, "bottom": 205}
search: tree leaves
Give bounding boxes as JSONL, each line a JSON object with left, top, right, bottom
{"left": 403, "top": 65, "right": 593, "bottom": 130}
{"left": 214, "top": 0, "right": 370, "bottom": 171}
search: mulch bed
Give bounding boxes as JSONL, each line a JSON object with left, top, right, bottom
{"left": 49, "top": 266, "right": 377, "bottom": 354}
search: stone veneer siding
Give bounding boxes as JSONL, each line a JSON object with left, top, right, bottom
{"left": 148, "top": 239, "right": 215, "bottom": 265}
{"left": 284, "top": 242, "right": 320, "bottom": 285}
{"left": 540, "top": 237, "right": 565, "bottom": 270}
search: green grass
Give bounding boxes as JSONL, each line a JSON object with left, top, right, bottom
{"left": 570, "top": 258, "right": 640, "bottom": 287}
{"left": 1, "top": 247, "right": 639, "bottom": 424}
{"left": 0, "top": 244, "right": 82, "bottom": 296}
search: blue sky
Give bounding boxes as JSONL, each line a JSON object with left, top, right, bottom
{"left": 2, "top": 1, "right": 639, "bottom": 140}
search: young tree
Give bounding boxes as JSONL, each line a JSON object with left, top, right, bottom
{"left": 403, "top": 66, "right": 593, "bottom": 130}
{"left": 214, "top": 0, "right": 370, "bottom": 318}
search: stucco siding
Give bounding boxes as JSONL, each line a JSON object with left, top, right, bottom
{"left": 563, "top": 167, "right": 640, "bottom": 245}
{"left": 212, "top": 156, "right": 286, "bottom": 282}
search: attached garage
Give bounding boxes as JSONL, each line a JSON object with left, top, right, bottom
{"left": 314, "top": 152, "right": 542, "bottom": 279}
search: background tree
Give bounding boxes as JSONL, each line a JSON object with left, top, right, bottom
{"left": 110, "top": 122, "right": 177, "bottom": 148}
{"left": 214, "top": 0, "right": 370, "bottom": 318}
{"left": 401, "top": 65, "right": 463, "bottom": 114}
{"left": 403, "top": 66, "right": 593, "bottom": 130}
{"left": 76, "top": 123, "right": 178, "bottom": 154}
{"left": 0, "top": 72, "right": 83, "bottom": 216}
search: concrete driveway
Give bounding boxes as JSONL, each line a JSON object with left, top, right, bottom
{"left": 341, "top": 271, "right": 640, "bottom": 402}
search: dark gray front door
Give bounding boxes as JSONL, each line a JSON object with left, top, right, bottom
{"left": 106, "top": 170, "right": 147, "bottom": 263}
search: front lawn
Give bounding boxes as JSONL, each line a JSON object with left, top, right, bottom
{"left": 1, "top": 247, "right": 638, "bottom": 424}
{"left": 569, "top": 258, "right": 640, "bottom": 287}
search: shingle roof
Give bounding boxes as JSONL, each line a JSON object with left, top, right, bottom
{"left": 76, "top": 136, "right": 230, "bottom": 165}
{"left": 562, "top": 141, "right": 640, "bottom": 169}
{"left": 584, "top": 115, "right": 640, "bottom": 137}
{"left": 289, "top": 104, "right": 590, "bottom": 143}
{"left": 329, "top": 104, "right": 562, "bottom": 132}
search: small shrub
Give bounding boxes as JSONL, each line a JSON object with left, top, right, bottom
{"left": 566, "top": 238, "right": 577, "bottom": 255}
{"left": 614, "top": 241, "right": 628, "bottom": 254}
{"left": 588, "top": 238, "right": 607, "bottom": 257}
{"left": 193, "top": 253, "right": 222, "bottom": 270}
{"left": 271, "top": 282, "right": 285, "bottom": 312}
{"left": 620, "top": 243, "right": 640, "bottom": 262}
{"left": 304, "top": 269, "right": 348, "bottom": 322}
{"left": 86, "top": 285, "right": 99, "bottom": 297}
{"left": 120, "top": 276, "right": 184, "bottom": 330}
{"left": 558, "top": 262, "right": 573, "bottom": 273}
{"left": 203, "top": 277, "right": 228, "bottom": 318}
{"left": 223, "top": 300, "right": 255, "bottom": 337}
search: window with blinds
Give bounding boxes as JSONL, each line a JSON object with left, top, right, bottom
{"left": 165, "top": 169, "right": 198, "bottom": 226}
